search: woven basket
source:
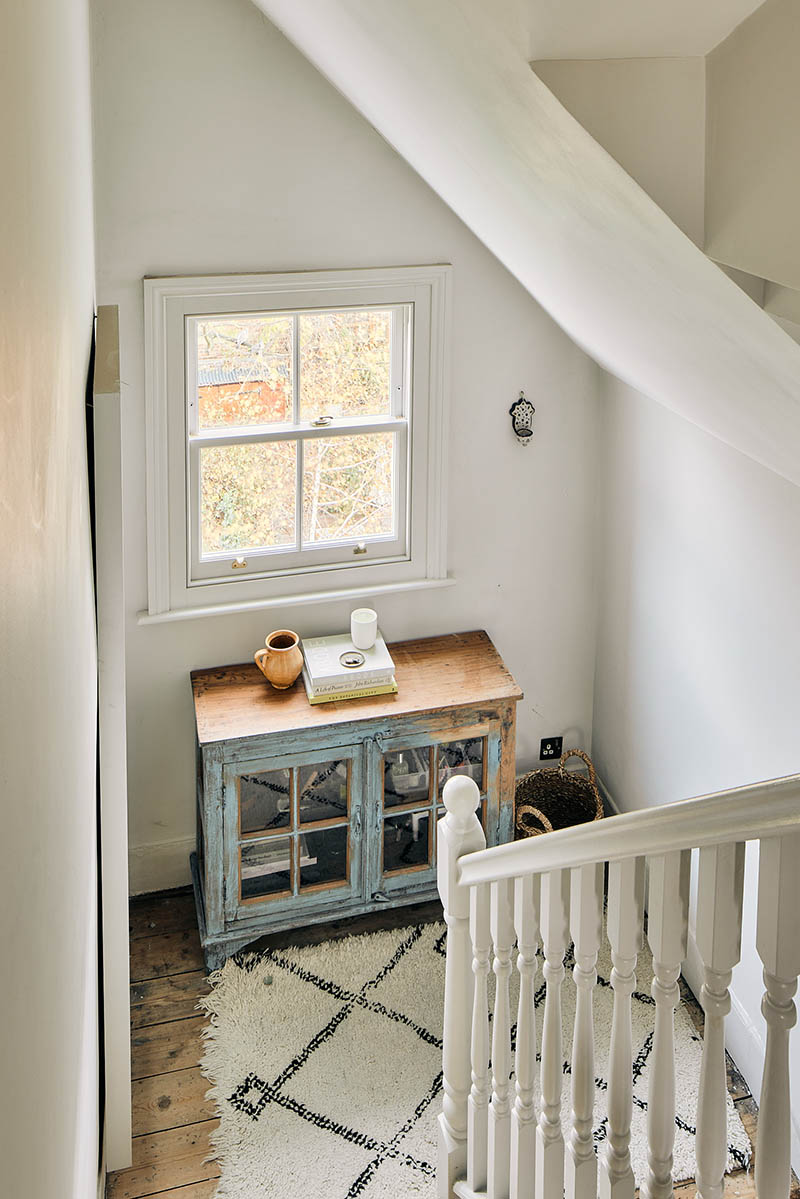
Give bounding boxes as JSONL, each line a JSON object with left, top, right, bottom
{"left": 515, "top": 748, "right": 603, "bottom": 838}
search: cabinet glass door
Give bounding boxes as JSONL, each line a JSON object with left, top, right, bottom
{"left": 376, "top": 736, "right": 487, "bottom": 896}
{"left": 225, "top": 746, "right": 363, "bottom": 921}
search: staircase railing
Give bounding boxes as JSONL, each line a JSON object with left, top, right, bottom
{"left": 437, "top": 772, "right": 800, "bottom": 1199}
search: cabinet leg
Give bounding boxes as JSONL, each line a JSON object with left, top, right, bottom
{"left": 204, "top": 945, "right": 228, "bottom": 974}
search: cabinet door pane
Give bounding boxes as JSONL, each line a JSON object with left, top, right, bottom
{"left": 240, "top": 768, "right": 291, "bottom": 836}
{"left": 383, "top": 747, "right": 431, "bottom": 808}
{"left": 300, "top": 826, "right": 348, "bottom": 889}
{"left": 241, "top": 836, "right": 292, "bottom": 901}
{"left": 298, "top": 759, "right": 349, "bottom": 824}
{"left": 383, "top": 810, "right": 430, "bottom": 874}
{"left": 437, "top": 738, "right": 485, "bottom": 793}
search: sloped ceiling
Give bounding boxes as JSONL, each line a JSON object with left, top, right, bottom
{"left": 526, "top": 0, "right": 768, "bottom": 60}
{"left": 253, "top": 0, "right": 800, "bottom": 486}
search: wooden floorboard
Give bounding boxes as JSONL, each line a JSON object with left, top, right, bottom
{"left": 130, "top": 928, "right": 205, "bottom": 984}
{"left": 131, "top": 970, "right": 210, "bottom": 1030}
{"left": 132, "top": 1067, "right": 214, "bottom": 1137}
{"left": 132, "top": 1183, "right": 219, "bottom": 1199}
{"left": 130, "top": 889, "right": 198, "bottom": 940}
{"left": 109, "top": 889, "right": 796, "bottom": 1199}
{"left": 132, "top": 1015, "right": 208, "bottom": 1080}
{"left": 106, "top": 1120, "right": 220, "bottom": 1199}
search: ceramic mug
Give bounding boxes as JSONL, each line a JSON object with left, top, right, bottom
{"left": 254, "top": 629, "right": 303, "bottom": 690}
{"left": 350, "top": 607, "right": 378, "bottom": 651}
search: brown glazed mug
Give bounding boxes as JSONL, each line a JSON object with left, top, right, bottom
{"left": 254, "top": 629, "right": 303, "bottom": 690}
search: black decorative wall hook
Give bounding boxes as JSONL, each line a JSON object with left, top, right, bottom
{"left": 509, "top": 391, "right": 535, "bottom": 444}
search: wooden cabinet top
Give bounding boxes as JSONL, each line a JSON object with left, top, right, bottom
{"left": 191, "top": 630, "right": 522, "bottom": 746}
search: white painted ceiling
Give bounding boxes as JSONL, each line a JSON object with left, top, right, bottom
{"left": 527, "top": 0, "right": 768, "bottom": 60}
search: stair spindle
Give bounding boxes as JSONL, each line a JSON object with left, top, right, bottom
{"left": 755, "top": 832, "right": 800, "bottom": 1199}
{"left": 694, "top": 842, "right": 745, "bottom": 1199}
{"left": 641, "top": 850, "right": 690, "bottom": 1199}
{"left": 437, "top": 777, "right": 487, "bottom": 1199}
{"left": 600, "top": 856, "right": 645, "bottom": 1199}
{"left": 566, "top": 862, "right": 604, "bottom": 1199}
{"left": 536, "top": 868, "right": 571, "bottom": 1199}
{"left": 510, "top": 874, "right": 541, "bottom": 1199}
{"left": 488, "top": 878, "right": 515, "bottom": 1199}
{"left": 468, "top": 882, "right": 491, "bottom": 1193}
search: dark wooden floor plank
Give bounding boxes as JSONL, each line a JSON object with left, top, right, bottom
{"left": 131, "top": 971, "right": 210, "bottom": 1029}
{"left": 137, "top": 1183, "right": 218, "bottom": 1199}
{"left": 725, "top": 1051, "right": 751, "bottom": 1103}
{"left": 132, "top": 1067, "right": 214, "bottom": 1137}
{"left": 130, "top": 890, "right": 198, "bottom": 941}
{"left": 672, "top": 1170, "right": 756, "bottom": 1199}
{"left": 130, "top": 928, "right": 204, "bottom": 984}
{"left": 132, "top": 1016, "right": 208, "bottom": 1080}
{"left": 106, "top": 1121, "right": 219, "bottom": 1199}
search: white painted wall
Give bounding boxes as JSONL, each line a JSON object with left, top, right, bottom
{"left": 254, "top": 0, "right": 800, "bottom": 493}
{"left": 706, "top": 0, "right": 800, "bottom": 290}
{"left": 532, "top": 57, "right": 706, "bottom": 246}
{"left": 593, "top": 374, "right": 800, "bottom": 1174}
{"left": 0, "top": 1, "right": 99, "bottom": 1195}
{"left": 91, "top": 0, "right": 600, "bottom": 892}
{"left": 527, "top": 0, "right": 767, "bottom": 60}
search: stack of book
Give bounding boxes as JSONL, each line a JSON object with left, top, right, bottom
{"left": 301, "top": 631, "right": 397, "bottom": 705}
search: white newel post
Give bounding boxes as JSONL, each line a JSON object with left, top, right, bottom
{"left": 642, "top": 850, "right": 690, "bottom": 1199}
{"left": 438, "top": 776, "right": 487, "bottom": 1199}
{"left": 511, "top": 873, "right": 541, "bottom": 1199}
{"left": 536, "top": 868, "right": 571, "bottom": 1199}
{"left": 600, "top": 856, "right": 645, "bottom": 1199}
{"left": 488, "top": 878, "right": 515, "bottom": 1199}
{"left": 566, "top": 862, "right": 604, "bottom": 1199}
{"left": 755, "top": 832, "right": 800, "bottom": 1199}
{"left": 468, "top": 882, "right": 491, "bottom": 1194}
{"left": 695, "top": 842, "right": 745, "bottom": 1199}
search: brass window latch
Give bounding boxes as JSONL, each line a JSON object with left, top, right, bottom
{"left": 232, "top": 557, "right": 247, "bottom": 569}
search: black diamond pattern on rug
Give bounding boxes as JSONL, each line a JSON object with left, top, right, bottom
{"left": 202, "top": 922, "right": 750, "bottom": 1198}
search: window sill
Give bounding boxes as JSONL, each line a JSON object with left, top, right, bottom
{"left": 136, "top": 574, "right": 457, "bottom": 625}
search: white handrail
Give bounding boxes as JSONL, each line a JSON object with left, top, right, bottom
{"left": 457, "top": 772, "right": 800, "bottom": 889}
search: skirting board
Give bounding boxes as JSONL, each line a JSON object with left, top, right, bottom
{"left": 129, "top": 835, "right": 194, "bottom": 895}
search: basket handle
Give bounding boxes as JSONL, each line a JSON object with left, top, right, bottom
{"left": 516, "top": 804, "right": 554, "bottom": 836}
{"left": 559, "top": 748, "right": 597, "bottom": 786}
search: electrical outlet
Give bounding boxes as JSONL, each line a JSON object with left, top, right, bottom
{"left": 540, "top": 736, "right": 563, "bottom": 760}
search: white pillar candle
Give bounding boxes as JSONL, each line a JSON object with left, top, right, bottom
{"left": 350, "top": 607, "right": 378, "bottom": 650}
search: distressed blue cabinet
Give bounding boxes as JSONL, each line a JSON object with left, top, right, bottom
{"left": 191, "top": 631, "right": 522, "bottom": 969}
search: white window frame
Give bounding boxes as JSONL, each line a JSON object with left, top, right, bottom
{"left": 143, "top": 267, "right": 451, "bottom": 620}
{"left": 186, "top": 303, "right": 410, "bottom": 581}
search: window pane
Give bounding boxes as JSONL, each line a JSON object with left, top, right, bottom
{"left": 383, "top": 748, "right": 430, "bottom": 808}
{"left": 239, "top": 768, "right": 292, "bottom": 836}
{"left": 299, "top": 309, "right": 391, "bottom": 421}
{"left": 299, "top": 826, "right": 348, "bottom": 889}
{"left": 200, "top": 441, "right": 296, "bottom": 555}
{"left": 196, "top": 316, "right": 292, "bottom": 428}
{"left": 241, "top": 837, "right": 292, "bottom": 901}
{"left": 383, "top": 811, "right": 430, "bottom": 874}
{"left": 438, "top": 739, "right": 485, "bottom": 794}
{"left": 298, "top": 760, "right": 349, "bottom": 824}
{"left": 302, "top": 433, "right": 394, "bottom": 546}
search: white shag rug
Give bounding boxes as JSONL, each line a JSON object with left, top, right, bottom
{"left": 200, "top": 923, "right": 751, "bottom": 1199}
